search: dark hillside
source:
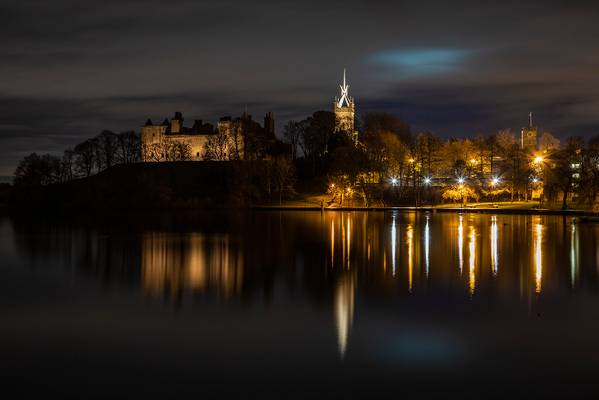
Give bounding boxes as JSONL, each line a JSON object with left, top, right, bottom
{"left": 9, "top": 162, "right": 263, "bottom": 211}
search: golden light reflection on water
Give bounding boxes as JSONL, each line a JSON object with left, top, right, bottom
{"left": 334, "top": 273, "right": 355, "bottom": 359}
{"left": 347, "top": 215, "right": 351, "bottom": 269}
{"left": 141, "top": 233, "right": 242, "bottom": 300}
{"left": 330, "top": 218, "right": 335, "bottom": 267}
{"left": 534, "top": 218, "right": 543, "bottom": 294}
{"left": 491, "top": 216, "right": 499, "bottom": 276}
{"left": 407, "top": 224, "right": 414, "bottom": 292}
{"left": 138, "top": 212, "right": 584, "bottom": 309}
{"left": 391, "top": 214, "right": 397, "bottom": 277}
{"left": 571, "top": 223, "right": 579, "bottom": 288}
{"left": 468, "top": 226, "right": 476, "bottom": 295}
{"left": 458, "top": 215, "right": 464, "bottom": 275}
{"left": 424, "top": 215, "right": 430, "bottom": 277}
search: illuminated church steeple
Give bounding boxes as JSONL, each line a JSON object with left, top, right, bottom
{"left": 520, "top": 111, "right": 538, "bottom": 149}
{"left": 333, "top": 69, "right": 357, "bottom": 141}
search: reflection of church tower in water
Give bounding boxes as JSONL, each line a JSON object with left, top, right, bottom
{"left": 334, "top": 69, "right": 358, "bottom": 143}
{"left": 334, "top": 272, "right": 356, "bottom": 359}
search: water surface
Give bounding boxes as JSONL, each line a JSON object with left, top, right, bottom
{"left": 2, "top": 211, "right": 599, "bottom": 398}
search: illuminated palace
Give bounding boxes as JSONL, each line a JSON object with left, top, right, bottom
{"left": 334, "top": 69, "right": 358, "bottom": 143}
{"left": 141, "top": 111, "right": 276, "bottom": 161}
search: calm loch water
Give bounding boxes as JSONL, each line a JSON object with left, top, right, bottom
{"left": 2, "top": 211, "right": 599, "bottom": 398}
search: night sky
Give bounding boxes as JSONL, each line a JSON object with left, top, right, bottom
{"left": 2, "top": 0, "right": 599, "bottom": 175}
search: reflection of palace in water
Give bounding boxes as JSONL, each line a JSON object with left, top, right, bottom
{"left": 141, "top": 233, "right": 243, "bottom": 300}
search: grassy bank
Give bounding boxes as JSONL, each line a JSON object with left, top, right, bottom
{"left": 254, "top": 198, "right": 599, "bottom": 216}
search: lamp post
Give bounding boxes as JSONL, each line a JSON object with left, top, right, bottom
{"left": 457, "top": 177, "right": 466, "bottom": 207}
{"left": 490, "top": 177, "right": 500, "bottom": 207}
{"left": 532, "top": 154, "right": 545, "bottom": 207}
{"left": 424, "top": 177, "right": 431, "bottom": 206}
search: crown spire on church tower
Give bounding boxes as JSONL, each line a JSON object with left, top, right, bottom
{"left": 338, "top": 68, "right": 352, "bottom": 108}
{"left": 333, "top": 69, "right": 356, "bottom": 141}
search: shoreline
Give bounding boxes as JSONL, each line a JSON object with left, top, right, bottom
{"left": 1, "top": 204, "right": 596, "bottom": 217}
{"left": 251, "top": 205, "right": 598, "bottom": 216}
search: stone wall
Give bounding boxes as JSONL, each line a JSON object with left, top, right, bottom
{"left": 168, "top": 134, "right": 211, "bottom": 160}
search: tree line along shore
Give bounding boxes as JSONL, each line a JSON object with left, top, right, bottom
{"left": 6, "top": 111, "right": 599, "bottom": 212}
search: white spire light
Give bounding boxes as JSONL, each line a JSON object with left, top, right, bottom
{"left": 338, "top": 68, "right": 351, "bottom": 108}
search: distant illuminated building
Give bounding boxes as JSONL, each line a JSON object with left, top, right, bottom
{"left": 520, "top": 112, "right": 538, "bottom": 149}
{"left": 140, "top": 111, "right": 277, "bottom": 161}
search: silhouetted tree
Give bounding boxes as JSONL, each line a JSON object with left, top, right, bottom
{"left": 116, "top": 131, "right": 140, "bottom": 164}
{"left": 94, "top": 130, "right": 118, "bottom": 171}
{"left": 14, "top": 153, "right": 61, "bottom": 186}
{"left": 74, "top": 139, "right": 96, "bottom": 177}
{"left": 360, "top": 112, "right": 412, "bottom": 184}
{"left": 298, "top": 111, "right": 334, "bottom": 174}
{"left": 272, "top": 157, "right": 296, "bottom": 204}
{"left": 545, "top": 137, "right": 583, "bottom": 209}
{"left": 283, "top": 120, "right": 301, "bottom": 160}
{"left": 60, "top": 148, "right": 75, "bottom": 182}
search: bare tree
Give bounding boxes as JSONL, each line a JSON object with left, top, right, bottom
{"left": 14, "top": 153, "right": 61, "bottom": 186}
{"left": 94, "top": 130, "right": 118, "bottom": 170}
{"left": 60, "top": 148, "right": 75, "bottom": 182}
{"left": 117, "top": 131, "right": 140, "bottom": 163}
{"left": 204, "top": 130, "right": 230, "bottom": 160}
{"left": 538, "top": 132, "right": 560, "bottom": 152}
{"left": 272, "top": 157, "right": 296, "bottom": 204}
{"left": 74, "top": 139, "right": 96, "bottom": 177}
{"left": 283, "top": 120, "right": 301, "bottom": 160}
{"left": 228, "top": 125, "right": 243, "bottom": 160}
{"left": 169, "top": 141, "right": 192, "bottom": 161}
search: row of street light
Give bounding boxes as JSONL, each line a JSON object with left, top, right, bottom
{"left": 390, "top": 176, "right": 501, "bottom": 187}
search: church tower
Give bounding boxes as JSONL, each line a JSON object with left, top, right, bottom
{"left": 520, "top": 112, "right": 538, "bottom": 149}
{"left": 334, "top": 69, "right": 357, "bottom": 142}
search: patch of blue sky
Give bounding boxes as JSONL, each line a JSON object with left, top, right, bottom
{"left": 369, "top": 48, "right": 471, "bottom": 76}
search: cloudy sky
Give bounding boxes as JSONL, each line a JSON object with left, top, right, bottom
{"left": 1, "top": 0, "right": 599, "bottom": 175}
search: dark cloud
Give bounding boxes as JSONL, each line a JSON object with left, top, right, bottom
{"left": 2, "top": 0, "right": 599, "bottom": 175}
